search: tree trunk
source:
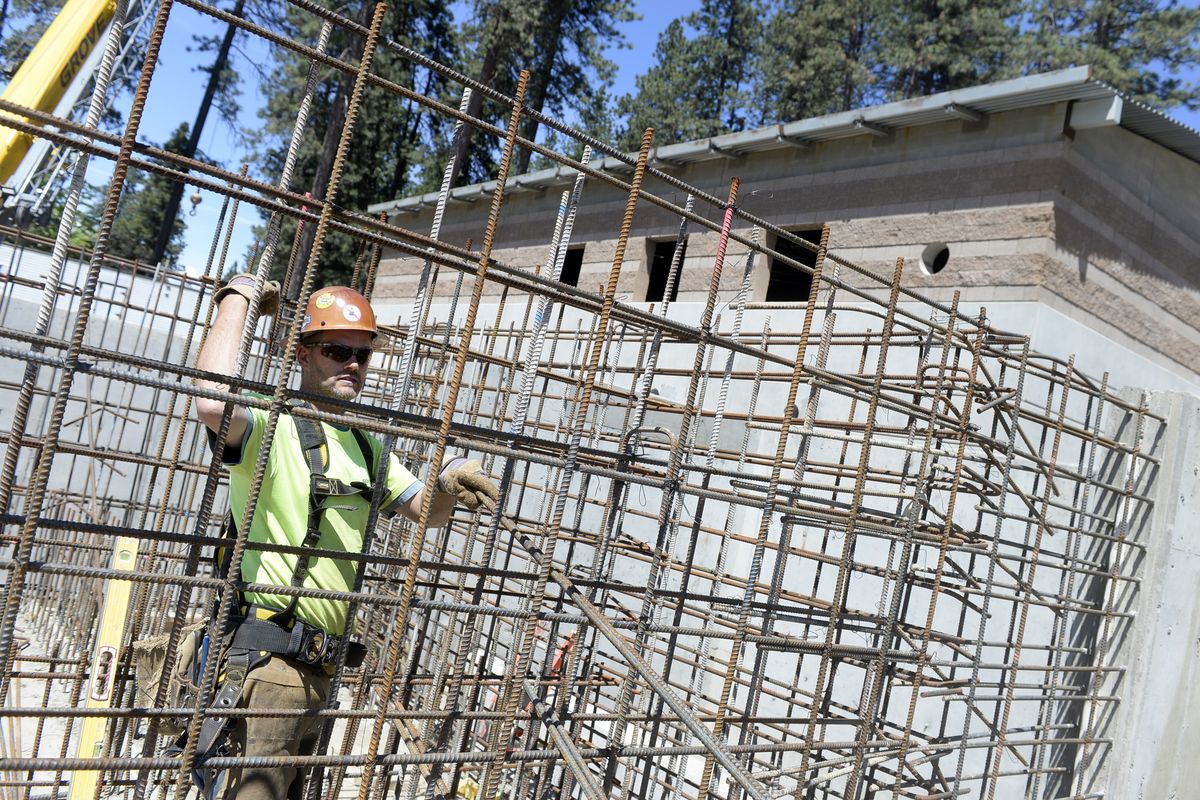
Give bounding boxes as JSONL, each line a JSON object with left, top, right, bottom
{"left": 291, "top": 6, "right": 371, "bottom": 299}
{"left": 453, "top": 2, "right": 516, "bottom": 187}
{"left": 455, "top": 48, "right": 498, "bottom": 185}
{"left": 514, "top": 0, "right": 568, "bottom": 175}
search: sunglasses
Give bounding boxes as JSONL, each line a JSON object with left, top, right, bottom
{"left": 311, "top": 343, "right": 373, "bottom": 364}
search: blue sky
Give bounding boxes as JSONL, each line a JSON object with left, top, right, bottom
{"left": 11, "top": 0, "right": 1200, "bottom": 272}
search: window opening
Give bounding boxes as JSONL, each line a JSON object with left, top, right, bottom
{"left": 646, "top": 239, "right": 686, "bottom": 303}
{"left": 559, "top": 247, "right": 583, "bottom": 287}
{"left": 766, "top": 229, "right": 821, "bottom": 302}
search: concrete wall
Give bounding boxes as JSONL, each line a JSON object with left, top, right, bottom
{"left": 0, "top": 246, "right": 220, "bottom": 516}
{"left": 1100, "top": 390, "right": 1200, "bottom": 800}
{"left": 364, "top": 290, "right": 1186, "bottom": 796}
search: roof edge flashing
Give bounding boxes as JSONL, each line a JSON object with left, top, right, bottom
{"left": 368, "top": 66, "right": 1200, "bottom": 214}
{"left": 1069, "top": 96, "right": 1124, "bottom": 130}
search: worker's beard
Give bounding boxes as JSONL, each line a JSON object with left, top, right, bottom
{"left": 322, "top": 378, "right": 361, "bottom": 401}
{"left": 301, "top": 371, "right": 363, "bottom": 406}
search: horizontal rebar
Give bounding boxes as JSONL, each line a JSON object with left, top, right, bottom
{"left": 0, "top": 3, "right": 1160, "bottom": 798}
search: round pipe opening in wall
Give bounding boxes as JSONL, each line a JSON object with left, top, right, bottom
{"left": 920, "top": 242, "right": 950, "bottom": 275}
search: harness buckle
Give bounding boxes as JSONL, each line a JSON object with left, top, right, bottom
{"left": 222, "top": 664, "right": 247, "bottom": 689}
{"left": 302, "top": 628, "right": 328, "bottom": 664}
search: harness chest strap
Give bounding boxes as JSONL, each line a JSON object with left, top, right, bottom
{"left": 215, "top": 417, "right": 379, "bottom": 610}
{"left": 267, "top": 415, "right": 377, "bottom": 628}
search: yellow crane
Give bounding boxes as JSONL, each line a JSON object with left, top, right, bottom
{"left": 0, "top": 0, "right": 116, "bottom": 183}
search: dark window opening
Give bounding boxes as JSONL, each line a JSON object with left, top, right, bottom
{"left": 646, "top": 239, "right": 687, "bottom": 303}
{"left": 767, "top": 228, "right": 821, "bottom": 302}
{"left": 559, "top": 247, "right": 584, "bottom": 287}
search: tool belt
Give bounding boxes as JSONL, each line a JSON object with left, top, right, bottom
{"left": 231, "top": 605, "right": 367, "bottom": 669}
{"left": 187, "top": 610, "right": 366, "bottom": 789}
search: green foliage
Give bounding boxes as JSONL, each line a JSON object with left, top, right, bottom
{"left": 72, "top": 123, "right": 191, "bottom": 268}
{"left": 453, "top": 0, "right": 634, "bottom": 181}
{"left": 511, "top": 0, "right": 636, "bottom": 173}
{"left": 448, "top": 0, "right": 535, "bottom": 185}
{"left": 617, "top": 0, "right": 764, "bottom": 149}
{"left": 188, "top": 29, "right": 244, "bottom": 133}
{"left": 757, "top": 0, "right": 888, "bottom": 120}
{"left": 247, "top": 0, "right": 459, "bottom": 289}
{"left": 879, "top": 0, "right": 1023, "bottom": 98}
{"left": 1022, "top": 0, "right": 1200, "bottom": 108}
{"left": 244, "top": 0, "right": 633, "bottom": 288}
{"left": 619, "top": 0, "right": 1198, "bottom": 143}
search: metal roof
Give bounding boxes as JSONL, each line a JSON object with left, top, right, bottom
{"left": 371, "top": 66, "right": 1200, "bottom": 215}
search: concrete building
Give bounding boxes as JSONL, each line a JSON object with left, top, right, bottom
{"left": 371, "top": 65, "right": 1200, "bottom": 396}
{"left": 366, "top": 66, "right": 1200, "bottom": 799}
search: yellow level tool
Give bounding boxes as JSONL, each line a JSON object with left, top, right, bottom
{"left": 69, "top": 535, "right": 139, "bottom": 800}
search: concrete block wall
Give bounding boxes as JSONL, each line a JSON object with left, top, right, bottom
{"left": 375, "top": 100, "right": 1200, "bottom": 388}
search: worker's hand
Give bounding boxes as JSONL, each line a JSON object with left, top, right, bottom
{"left": 437, "top": 458, "right": 499, "bottom": 511}
{"left": 214, "top": 273, "right": 280, "bottom": 316}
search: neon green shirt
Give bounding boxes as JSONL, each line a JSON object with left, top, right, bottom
{"left": 224, "top": 401, "right": 420, "bottom": 635}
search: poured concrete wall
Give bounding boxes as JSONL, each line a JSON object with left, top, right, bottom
{"left": 1100, "top": 390, "right": 1200, "bottom": 800}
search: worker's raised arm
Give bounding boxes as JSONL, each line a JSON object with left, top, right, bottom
{"left": 194, "top": 275, "right": 279, "bottom": 444}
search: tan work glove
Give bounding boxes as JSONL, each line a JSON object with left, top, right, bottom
{"left": 437, "top": 458, "right": 499, "bottom": 511}
{"left": 214, "top": 273, "right": 280, "bottom": 316}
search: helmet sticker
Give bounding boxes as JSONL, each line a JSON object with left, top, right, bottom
{"left": 342, "top": 304, "right": 362, "bottom": 322}
{"left": 302, "top": 314, "right": 312, "bottom": 329}
{"left": 314, "top": 292, "right": 335, "bottom": 309}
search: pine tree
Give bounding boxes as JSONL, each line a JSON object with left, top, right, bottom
{"left": 617, "top": 0, "right": 764, "bottom": 149}
{"left": 757, "top": 0, "right": 889, "bottom": 121}
{"left": 511, "top": 0, "right": 635, "bottom": 174}
{"left": 188, "top": 9, "right": 245, "bottom": 133}
{"left": 73, "top": 123, "right": 191, "bottom": 267}
{"left": 451, "top": 0, "right": 633, "bottom": 182}
{"left": 449, "top": 0, "right": 535, "bottom": 186}
{"left": 1022, "top": 0, "right": 1200, "bottom": 108}
{"left": 249, "top": 0, "right": 459, "bottom": 288}
{"left": 759, "top": 0, "right": 1198, "bottom": 118}
{"left": 880, "top": 0, "right": 1023, "bottom": 99}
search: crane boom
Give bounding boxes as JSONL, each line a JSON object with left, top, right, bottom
{"left": 0, "top": 0, "right": 116, "bottom": 184}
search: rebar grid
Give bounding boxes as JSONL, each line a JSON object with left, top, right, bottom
{"left": 0, "top": 3, "right": 1163, "bottom": 800}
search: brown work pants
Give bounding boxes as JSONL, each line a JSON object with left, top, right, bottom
{"left": 221, "top": 654, "right": 330, "bottom": 800}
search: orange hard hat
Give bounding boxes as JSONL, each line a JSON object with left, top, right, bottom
{"left": 300, "top": 286, "right": 378, "bottom": 338}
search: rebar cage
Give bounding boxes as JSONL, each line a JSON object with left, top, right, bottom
{"left": 0, "top": 2, "right": 1162, "bottom": 800}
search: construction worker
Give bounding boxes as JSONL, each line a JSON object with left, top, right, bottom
{"left": 194, "top": 277, "right": 498, "bottom": 800}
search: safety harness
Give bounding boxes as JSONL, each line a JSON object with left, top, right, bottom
{"left": 189, "top": 412, "right": 383, "bottom": 783}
